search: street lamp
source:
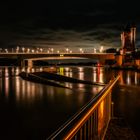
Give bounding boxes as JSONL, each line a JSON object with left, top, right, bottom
{"left": 66, "top": 48, "right": 69, "bottom": 53}
{"left": 32, "top": 49, "right": 35, "bottom": 53}
{"left": 40, "top": 48, "right": 43, "bottom": 52}
{"left": 27, "top": 48, "right": 30, "bottom": 53}
{"left": 22, "top": 47, "right": 25, "bottom": 53}
{"left": 16, "top": 46, "right": 19, "bottom": 53}
{"left": 51, "top": 48, "right": 54, "bottom": 53}
{"left": 100, "top": 46, "right": 104, "bottom": 53}
{"left": 94, "top": 48, "right": 96, "bottom": 53}
{"left": 5, "top": 49, "right": 8, "bottom": 53}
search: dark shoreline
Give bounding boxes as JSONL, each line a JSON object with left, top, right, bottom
{"left": 19, "top": 71, "right": 106, "bottom": 88}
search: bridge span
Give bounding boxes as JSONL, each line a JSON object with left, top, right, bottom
{"left": 0, "top": 53, "right": 115, "bottom": 67}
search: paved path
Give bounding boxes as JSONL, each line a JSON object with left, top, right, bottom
{"left": 105, "top": 118, "right": 137, "bottom": 140}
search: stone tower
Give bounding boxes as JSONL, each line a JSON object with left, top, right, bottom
{"left": 121, "top": 23, "right": 136, "bottom": 54}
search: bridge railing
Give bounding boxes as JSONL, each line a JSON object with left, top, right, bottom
{"left": 47, "top": 75, "right": 120, "bottom": 140}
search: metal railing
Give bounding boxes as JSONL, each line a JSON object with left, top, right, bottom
{"left": 47, "top": 75, "right": 120, "bottom": 140}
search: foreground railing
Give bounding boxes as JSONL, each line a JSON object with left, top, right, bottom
{"left": 47, "top": 75, "right": 120, "bottom": 140}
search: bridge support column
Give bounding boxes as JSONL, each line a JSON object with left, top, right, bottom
{"left": 21, "top": 60, "right": 26, "bottom": 68}
{"left": 27, "top": 60, "right": 33, "bottom": 68}
{"left": 115, "top": 55, "right": 123, "bottom": 66}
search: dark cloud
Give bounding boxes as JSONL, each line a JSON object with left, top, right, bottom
{"left": 0, "top": 0, "right": 140, "bottom": 50}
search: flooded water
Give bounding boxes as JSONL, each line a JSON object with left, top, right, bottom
{"left": 0, "top": 66, "right": 112, "bottom": 140}
{"left": 0, "top": 66, "right": 140, "bottom": 139}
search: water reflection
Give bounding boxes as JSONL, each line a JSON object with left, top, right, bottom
{"left": 0, "top": 66, "right": 114, "bottom": 140}
{"left": 118, "top": 70, "right": 140, "bottom": 86}
{"left": 0, "top": 66, "right": 109, "bottom": 103}
{"left": 112, "top": 70, "right": 140, "bottom": 139}
{"left": 0, "top": 67, "right": 43, "bottom": 77}
{"left": 5, "top": 77, "right": 9, "bottom": 99}
{"left": 15, "top": 77, "right": 44, "bottom": 102}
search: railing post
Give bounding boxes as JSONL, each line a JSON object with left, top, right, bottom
{"left": 111, "top": 102, "right": 114, "bottom": 118}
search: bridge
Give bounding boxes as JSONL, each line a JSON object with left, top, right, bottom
{"left": 0, "top": 52, "right": 115, "bottom": 67}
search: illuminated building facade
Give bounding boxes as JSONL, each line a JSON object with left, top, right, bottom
{"left": 121, "top": 23, "right": 136, "bottom": 54}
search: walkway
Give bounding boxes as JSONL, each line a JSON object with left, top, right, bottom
{"left": 105, "top": 118, "right": 137, "bottom": 140}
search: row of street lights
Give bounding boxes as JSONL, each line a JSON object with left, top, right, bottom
{"left": 0, "top": 46, "right": 105, "bottom": 54}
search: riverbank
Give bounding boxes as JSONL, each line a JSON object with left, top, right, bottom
{"left": 19, "top": 71, "right": 106, "bottom": 88}
{"left": 19, "top": 72, "right": 69, "bottom": 89}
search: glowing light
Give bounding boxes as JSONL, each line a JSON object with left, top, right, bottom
{"left": 21, "top": 67, "right": 25, "bottom": 72}
{"left": 15, "top": 77, "right": 20, "bottom": 101}
{"left": 135, "top": 72, "right": 138, "bottom": 85}
{"left": 5, "top": 77, "right": 9, "bottom": 98}
{"left": 93, "top": 71, "right": 97, "bottom": 82}
{"left": 31, "top": 68, "right": 35, "bottom": 73}
{"left": 27, "top": 48, "right": 30, "bottom": 53}
{"left": 78, "top": 67, "right": 83, "bottom": 72}
{"left": 5, "top": 67, "right": 8, "bottom": 77}
{"left": 65, "top": 67, "right": 70, "bottom": 72}
{"left": 127, "top": 72, "right": 131, "bottom": 85}
{"left": 65, "top": 82, "right": 73, "bottom": 89}
{"left": 22, "top": 47, "right": 25, "bottom": 53}
{"left": 5, "top": 49, "right": 8, "bottom": 53}
{"left": 94, "top": 48, "right": 96, "bottom": 53}
{"left": 66, "top": 48, "right": 69, "bottom": 53}
{"left": 98, "top": 100, "right": 105, "bottom": 135}
{"left": 27, "top": 67, "right": 31, "bottom": 73}
{"left": 59, "top": 67, "right": 64, "bottom": 75}
{"left": 99, "top": 46, "right": 104, "bottom": 53}
{"left": 99, "top": 72, "right": 103, "bottom": 83}
{"left": 40, "top": 48, "right": 43, "bottom": 52}
{"left": 15, "top": 67, "right": 20, "bottom": 75}
{"left": 79, "top": 72, "right": 84, "bottom": 80}
{"left": 51, "top": 48, "right": 54, "bottom": 53}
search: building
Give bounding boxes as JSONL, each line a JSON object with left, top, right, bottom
{"left": 121, "top": 23, "right": 136, "bottom": 54}
{"left": 116, "top": 23, "right": 136, "bottom": 66}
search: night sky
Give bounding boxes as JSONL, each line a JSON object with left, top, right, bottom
{"left": 0, "top": 1, "right": 140, "bottom": 50}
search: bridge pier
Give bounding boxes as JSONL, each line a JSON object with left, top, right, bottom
{"left": 21, "top": 60, "right": 26, "bottom": 68}
{"left": 21, "top": 59, "right": 33, "bottom": 68}
{"left": 27, "top": 60, "right": 33, "bottom": 68}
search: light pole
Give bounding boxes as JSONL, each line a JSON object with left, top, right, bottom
{"left": 94, "top": 48, "right": 96, "bottom": 53}
{"left": 66, "top": 48, "right": 69, "bottom": 53}
{"left": 27, "top": 48, "right": 30, "bottom": 53}
{"left": 22, "top": 47, "right": 25, "bottom": 53}
{"left": 40, "top": 48, "right": 43, "bottom": 53}
{"left": 51, "top": 48, "right": 54, "bottom": 53}
{"left": 100, "top": 46, "right": 104, "bottom": 53}
{"left": 16, "top": 46, "right": 19, "bottom": 53}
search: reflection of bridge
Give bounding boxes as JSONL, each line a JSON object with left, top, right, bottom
{"left": 0, "top": 53, "right": 115, "bottom": 67}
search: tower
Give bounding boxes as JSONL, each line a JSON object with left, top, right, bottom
{"left": 121, "top": 23, "right": 136, "bottom": 54}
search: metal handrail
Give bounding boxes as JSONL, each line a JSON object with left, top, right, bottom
{"left": 47, "top": 75, "right": 120, "bottom": 140}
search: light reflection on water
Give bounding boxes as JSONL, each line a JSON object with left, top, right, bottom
{"left": 118, "top": 70, "right": 140, "bottom": 86}
{"left": 112, "top": 70, "right": 140, "bottom": 139}
{"left": 0, "top": 66, "right": 108, "bottom": 140}
{"left": 3, "top": 66, "right": 140, "bottom": 139}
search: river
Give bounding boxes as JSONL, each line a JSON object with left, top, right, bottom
{"left": 0, "top": 66, "right": 140, "bottom": 139}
